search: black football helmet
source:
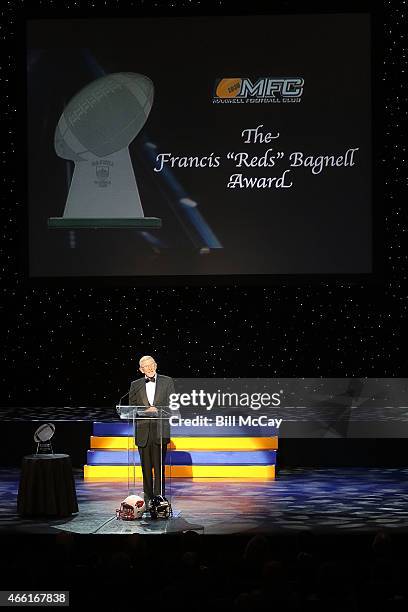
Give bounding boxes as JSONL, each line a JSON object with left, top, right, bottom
{"left": 149, "top": 495, "right": 172, "bottom": 519}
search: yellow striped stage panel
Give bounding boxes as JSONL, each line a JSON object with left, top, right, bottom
{"left": 176, "top": 477, "right": 278, "bottom": 483}
{"left": 84, "top": 464, "right": 275, "bottom": 479}
{"left": 90, "top": 436, "right": 278, "bottom": 451}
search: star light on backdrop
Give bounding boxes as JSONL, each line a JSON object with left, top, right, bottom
{"left": 0, "top": 0, "right": 407, "bottom": 407}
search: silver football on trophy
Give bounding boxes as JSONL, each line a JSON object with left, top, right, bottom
{"left": 54, "top": 72, "right": 154, "bottom": 160}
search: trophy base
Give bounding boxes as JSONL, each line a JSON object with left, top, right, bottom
{"left": 36, "top": 442, "right": 53, "bottom": 454}
{"left": 48, "top": 217, "right": 162, "bottom": 229}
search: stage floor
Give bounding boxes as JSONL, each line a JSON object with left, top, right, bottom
{"left": 1, "top": 467, "right": 408, "bottom": 535}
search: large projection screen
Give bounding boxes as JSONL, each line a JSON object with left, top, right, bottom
{"left": 27, "top": 13, "right": 372, "bottom": 279}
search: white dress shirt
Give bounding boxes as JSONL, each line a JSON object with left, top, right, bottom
{"left": 145, "top": 376, "right": 157, "bottom": 406}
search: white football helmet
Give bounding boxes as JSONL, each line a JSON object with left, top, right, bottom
{"left": 116, "top": 494, "right": 146, "bottom": 520}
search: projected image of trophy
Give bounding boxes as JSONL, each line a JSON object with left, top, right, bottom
{"left": 49, "top": 72, "right": 161, "bottom": 229}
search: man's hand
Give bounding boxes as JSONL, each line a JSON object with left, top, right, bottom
{"left": 145, "top": 406, "right": 158, "bottom": 414}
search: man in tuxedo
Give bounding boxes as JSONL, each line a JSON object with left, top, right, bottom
{"left": 128, "top": 355, "right": 175, "bottom": 508}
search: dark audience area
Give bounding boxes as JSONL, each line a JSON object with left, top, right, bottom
{"left": 1, "top": 531, "right": 406, "bottom": 610}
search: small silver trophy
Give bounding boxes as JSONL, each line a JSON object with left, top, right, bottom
{"left": 34, "top": 423, "right": 55, "bottom": 454}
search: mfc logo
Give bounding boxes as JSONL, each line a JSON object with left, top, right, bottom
{"left": 214, "top": 77, "right": 304, "bottom": 100}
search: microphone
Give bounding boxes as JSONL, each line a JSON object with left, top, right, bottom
{"left": 116, "top": 390, "right": 130, "bottom": 417}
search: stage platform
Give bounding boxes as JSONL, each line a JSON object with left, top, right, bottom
{"left": 2, "top": 467, "right": 408, "bottom": 535}
{"left": 84, "top": 421, "right": 279, "bottom": 479}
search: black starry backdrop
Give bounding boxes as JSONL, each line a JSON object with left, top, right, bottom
{"left": 1, "top": 0, "right": 407, "bottom": 407}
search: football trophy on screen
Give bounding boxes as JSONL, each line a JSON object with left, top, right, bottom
{"left": 49, "top": 72, "right": 161, "bottom": 230}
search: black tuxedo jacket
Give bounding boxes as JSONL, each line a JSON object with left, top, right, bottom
{"left": 128, "top": 374, "right": 175, "bottom": 447}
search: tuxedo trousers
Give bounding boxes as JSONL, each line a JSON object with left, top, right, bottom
{"left": 138, "top": 438, "right": 168, "bottom": 500}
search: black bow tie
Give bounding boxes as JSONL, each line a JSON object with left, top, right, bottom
{"left": 145, "top": 376, "right": 156, "bottom": 383}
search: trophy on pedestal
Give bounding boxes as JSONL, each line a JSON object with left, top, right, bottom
{"left": 34, "top": 423, "right": 55, "bottom": 454}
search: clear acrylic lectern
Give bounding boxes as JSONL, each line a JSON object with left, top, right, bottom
{"left": 115, "top": 404, "right": 173, "bottom": 505}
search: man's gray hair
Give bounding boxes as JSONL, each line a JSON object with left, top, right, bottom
{"left": 139, "top": 355, "right": 156, "bottom": 366}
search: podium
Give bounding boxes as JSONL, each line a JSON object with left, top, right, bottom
{"left": 115, "top": 404, "right": 173, "bottom": 505}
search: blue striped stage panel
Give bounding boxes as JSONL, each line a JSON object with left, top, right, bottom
{"left": 92, "top": 421, "right": 279, "bottom": 437}
{"left": 87, "top": 449, "right": 277, "bottom": 466}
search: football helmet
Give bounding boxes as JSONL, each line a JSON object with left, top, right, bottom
{"left": 116, "top": 494, "right": 146, "bottom": 520}
{"left": 149, "top": 495, "right": 172, "bottom": 519}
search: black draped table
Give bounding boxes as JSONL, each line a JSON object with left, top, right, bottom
{"left": 17, "top": 454, "right": 79, "bottom": 517}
